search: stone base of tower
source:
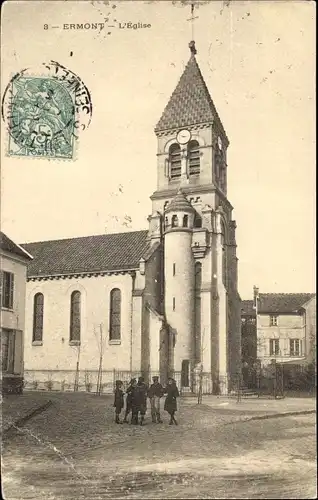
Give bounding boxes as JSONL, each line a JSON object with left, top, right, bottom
{"left": 218, "top": 374, "right": 229, "bottom": 395}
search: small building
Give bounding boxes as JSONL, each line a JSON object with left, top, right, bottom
{"left": 0, "top": 232, "right": 33, "bottom": 393}
{"left": 241, "top": 289, "right": 316, "bottom": 391}
{"left": 255, "top": 291, "right": 316, "bottom": 366}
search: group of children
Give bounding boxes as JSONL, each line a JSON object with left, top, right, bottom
{"left": 113, "top": 375, "right": 180, "bottom": 426}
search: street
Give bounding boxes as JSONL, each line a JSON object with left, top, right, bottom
{"left": 2, "top": 393, "right": 317, "bottom": 499}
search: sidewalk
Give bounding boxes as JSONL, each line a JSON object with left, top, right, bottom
{"left": 1, "top": 391, "right": 52, "bottom": 434}
{"left": 184, "top": 394, "right": 316, "bottom": 418}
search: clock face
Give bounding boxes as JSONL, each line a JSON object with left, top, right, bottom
{"left": 176, "top": 129, "right": 191, "bottom": 145}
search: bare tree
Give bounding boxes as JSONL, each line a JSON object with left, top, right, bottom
{"left": 94, "top": 323, "right": 107, "bottom": 396}
{"left": 72, "top": 343, "right": 81, "bottom": 392}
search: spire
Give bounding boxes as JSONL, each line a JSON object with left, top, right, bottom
{"left": 155, "top": 46, "right": 226, "bottom": 137}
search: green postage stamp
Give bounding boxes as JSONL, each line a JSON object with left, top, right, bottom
{"left": 2, "top": 61, "right": 92, "bottom": 160}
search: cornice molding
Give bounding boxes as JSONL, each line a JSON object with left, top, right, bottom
{"left": 27, "top": 269, "right": 138, "bottom": 282}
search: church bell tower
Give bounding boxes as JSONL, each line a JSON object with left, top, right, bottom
{"left": 147, "top": 40, "right": 241, "bottom": 394}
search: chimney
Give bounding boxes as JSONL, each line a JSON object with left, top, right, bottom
{"left": 253, "top": 285, "right": 259, "bottom": 309}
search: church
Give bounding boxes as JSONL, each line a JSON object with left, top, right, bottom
{"left": 22, "top": 41, "right": 241, "bottom": 395}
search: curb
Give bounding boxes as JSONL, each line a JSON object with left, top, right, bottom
{"left": 245, "top": 409, "right": 316, "bottom": 422}
{"left": 3, "top": 400, "right": 53, "bottom": 439}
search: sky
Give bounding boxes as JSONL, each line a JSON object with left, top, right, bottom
{"left": 1, "top": 0, "right": 316, "bottom": 298}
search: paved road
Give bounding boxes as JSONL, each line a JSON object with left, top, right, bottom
{"left": 2, "top": 394, "right": 317, "bottom": 499}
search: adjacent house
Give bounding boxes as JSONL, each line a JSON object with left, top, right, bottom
{"left": 255, "top": 290, "right": 316, "bottom": 366}
{"left": 0, "top": 232, "right": 33, "bottom": 393}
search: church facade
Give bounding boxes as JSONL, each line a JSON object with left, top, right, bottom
{"left": 22, "top": 42, "right": 241, "bottom": 394}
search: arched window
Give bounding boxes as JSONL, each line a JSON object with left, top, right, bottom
{"left": 171, "top": 215, "right": 179, "bottom": 228}
{"left": 194, "top": 214, "right": 202, "bottom": 228}
{"left": 165, "top": 216, "right": 169, "bottom": 228}
{"left": 188, "top": 140, "right": 200, "bottom": 176}
{"left": 70, "top": 291, "right": 81, "bottom": 342}
{"left": 109, "top": 288, "right": 121, "bottom": 341}
{"left": 221, "top": 222, "right": 227, "bottom": 287}
{"left": 182, "top": 214, "right": 188, "bottom": 227}
{"left": 194, "top": 262, "right": 202, "bottom": 363}
{"left": 33, "top": 293, "right": 44, "bottom": 343}
{"left": 169, "top": 143, "right": 181, "bottom": 180}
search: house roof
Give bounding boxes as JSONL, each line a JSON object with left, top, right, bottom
{"left": 155, "top": 51, "right": 227, "bottom": 140}
{"left": 257, "top": 293, "right": 316, "bottom": 314}
{"left": 241, "top": 300, "right": 256, "bottom": 316}
{"left": 21, "top": 230, "right": 150, "bottom": 278}
{"left": 0, "top": 231, "right": 33, "bottom": 261}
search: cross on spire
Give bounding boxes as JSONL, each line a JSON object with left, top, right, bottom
{"left": 187, "top": 2, "right": 199, "bottom": 55}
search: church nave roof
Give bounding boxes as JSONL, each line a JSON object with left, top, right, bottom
{"left": 21, "top": 230, "right": 149, "bottom": 278}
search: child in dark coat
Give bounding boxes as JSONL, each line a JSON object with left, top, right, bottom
{"left": 164, "top": 377, "right": 180, "bottom": 425}
{"left": 123, "top": 378, "right": 137, "bottom": 423}
{"left": 113, "top": 380, "right": 124, "bottom": 424}
{"left": 131, "top": 376, "right": 148, "bottom": 426}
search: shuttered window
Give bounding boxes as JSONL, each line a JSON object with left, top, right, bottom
{"left": 188, "top": 140, "right": 200, "bottom": 176}
{"left": 169, "top": 144, "right": 181, "bottom": 179}
{"left": 1, "top": 271, "right": 14, "bottom": 309}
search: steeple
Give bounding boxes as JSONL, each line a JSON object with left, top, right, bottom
{"left": 155, "top": 42, "right": 228, "bottom": 143}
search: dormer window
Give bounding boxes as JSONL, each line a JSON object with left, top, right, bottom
{"left": 169, "top": 143, "right": 181, "bottom": 180}
{"left": 188, "top": 140, "right": 200, "bottom": 176}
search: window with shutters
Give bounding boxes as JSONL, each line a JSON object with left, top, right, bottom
{"left": 1, "top": 329, "right": 16, "bottom": 373}
{"left": 1, "top": 271, "right": 14, "bottom": 309}
{"left": 188, "top": 140, "right": 200, "bottom": 176}
{"left": 109, "top": 288, "right": 121, "bottom": 341}
{"left": 290, "top": 339, "right": 300, "bottom": 356}
{"left": 270, "top": 315, "right": 278, "bottom": 326}
{"left": 169, "top": 144, "right": 181, "bottom": 180}
{"left": 269, "top": 339, "right": 280, "bottom": 356}
{"left": 70, "top": 291, "right": 81, "bottom": 343}
{"left": 32, "top": 293, "right": 44, "bottom": 343}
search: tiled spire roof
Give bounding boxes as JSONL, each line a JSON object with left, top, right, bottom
{"left": 165, "top": 188, "right": 194, "bottom": 214}
{"left": 155, "top": 44, "right": 227, "bottom": 138}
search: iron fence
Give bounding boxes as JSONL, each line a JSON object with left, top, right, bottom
{"left": 22, "top": 365, "right": 315, "bottom": 398}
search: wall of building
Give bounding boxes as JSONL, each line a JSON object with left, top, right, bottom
{"left": 257, "top": 313, "right": 306, "bottom": 363}
{"left": 1, "top": 250, "right": 28, "bottom": 380}
{"left": 1, "top": 252, "right": 28, "bottom": 333}
{"left": 24, "top": 272, "right": 143, "bottom": 378}
{"left": 303, "top": 296, "right": 316, "bottom": 359}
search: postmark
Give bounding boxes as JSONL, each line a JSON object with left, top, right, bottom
{"left": 2, "top": 61, "right": 92, "bottom": 160}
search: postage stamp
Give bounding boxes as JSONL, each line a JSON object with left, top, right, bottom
{"left": 2, "top": 61, "right": 92, "bottom": 160}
